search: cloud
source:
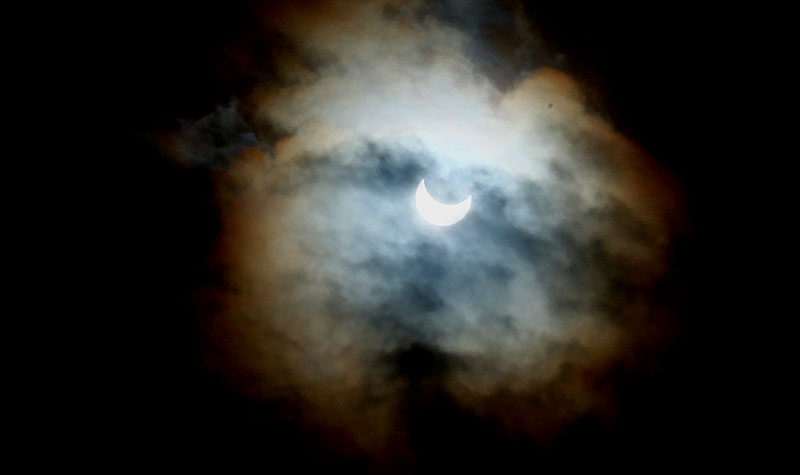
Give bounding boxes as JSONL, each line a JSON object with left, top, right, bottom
{"left": 173, "top": 99, "right": 261, "bottom": 169}
{"left": 167, "top": 0, "right": 684, "bottom": 466}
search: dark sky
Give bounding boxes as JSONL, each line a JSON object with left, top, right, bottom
{"left": 98, "top": 1, "right": 747, "bottom": 472}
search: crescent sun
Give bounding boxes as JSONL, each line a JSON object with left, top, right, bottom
{"left": 414, "top": 179, "right": 472, "bottom": 227}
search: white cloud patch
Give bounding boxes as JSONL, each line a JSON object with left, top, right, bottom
{"left": 172, "top": 0, "right": 683, "bottom": 459}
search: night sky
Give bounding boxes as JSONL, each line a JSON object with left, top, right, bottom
{"left": 97, "top": 1, "right": 749, "bottom": 471}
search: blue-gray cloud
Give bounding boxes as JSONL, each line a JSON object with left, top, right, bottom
{"left": 168, "top": 0, "right": 683, "bottom": 464}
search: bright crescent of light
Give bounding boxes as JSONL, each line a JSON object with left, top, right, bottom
{"left": 415, "top": 179, "right": 472, "bottom": 227}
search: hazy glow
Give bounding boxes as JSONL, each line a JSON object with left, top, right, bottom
{"left": 414, "top": 179, "right": 472, "bottom": 227}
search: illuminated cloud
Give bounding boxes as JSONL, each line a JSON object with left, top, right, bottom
{"left": 169, "top": 0, "right": 684, "bottom": 464}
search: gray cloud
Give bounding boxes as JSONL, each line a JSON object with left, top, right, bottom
{"left": 174, "top": 100, "right": 261, "bottom": 169}
{"left": 167, "top": 0, "right": 684, "bottom": 466}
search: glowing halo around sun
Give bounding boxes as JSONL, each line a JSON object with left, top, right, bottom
{"left": 414, "top": 179, "right": 472, "bottom": 227}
